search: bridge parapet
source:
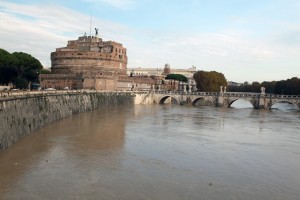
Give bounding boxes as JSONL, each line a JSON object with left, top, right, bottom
{"left": 223, "top": 92, "right": 260, "bottom": 97}
{"left": 155, "top": 91, "right": 219, "bottom": 96}
{"left": 3, "top": 90, "right": 298, "bottom": 109}
{"left": 0, "top": 90, "right": 147, "bottom": 101}
{"left": 264, "top": 94, "right": 300, "bottom": 99}
{"left": 150, "top": 91, "right": 300, "bottom": 110}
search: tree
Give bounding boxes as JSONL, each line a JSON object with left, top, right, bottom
{"left": 0, "top": 49, "right": 44, "bottom": 88}
{"left": 193, "top": 70, "right": 227, "bottom": 92}
{"left": 13, "top": 52, "right": 43, "bottom": 83}
{"left": 0, "top": 66, "right": 18, "bottom": 84}
{"left": 41, "top": 69, "right": 51, "bottom": 74}
{"left": 0, "top": 48, "right": 18, "bottom": 67}
{"left": 228, "top": 77, "right": 300, "bottom": 95}
{"left": 165, "top": 74, "right": 188, "bottom": 82}
{"left": 14, "top": 78, "right": 29, "bottom": 89}
{"left": 0, "top": 49, "right": 19, "bottom": 85}
{"left": 261, "top": 81, "right": 276, "bottom": 93}
{"left": 251, "top": 81, "right": 261, "bottom": 92}
{"left": 285, "top": 77, "right": 300, "bottom": 95}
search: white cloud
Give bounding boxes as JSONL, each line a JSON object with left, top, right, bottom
{"left": 126, "top": 27, "right": 300, "bottom": 82}
{"left": 0, "top": 2, "right": 131, "bottom": 66}
{"left": 1, "top": 1, "right": 300, "bottom": 82}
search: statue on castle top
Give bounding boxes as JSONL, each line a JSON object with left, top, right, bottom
{"left": 95, "top": 28, "right": 99, "bottom": 36}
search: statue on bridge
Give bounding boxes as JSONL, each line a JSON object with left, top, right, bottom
{"left": 260, "top": 87, "right": 265, "bottom": 94}
{"left": 220, "top": 86, "right": 223, "bottom": 93}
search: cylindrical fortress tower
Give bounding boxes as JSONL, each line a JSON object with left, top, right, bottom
{"left": 51, "top": 36, "right": 128, "bottom": 75}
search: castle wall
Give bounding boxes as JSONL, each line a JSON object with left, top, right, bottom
{"left": 82, "top": 78, "right": 117, "bottom": 91}
{"left": 51, "top": 52, "right": 127, "bottom": 75}
{"left": 40, "top": 74, "right": 82, "bottom": 90}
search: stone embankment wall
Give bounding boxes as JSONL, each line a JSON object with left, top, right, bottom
{"left": 0, "top": 91, "right": 134, "bottom": 150}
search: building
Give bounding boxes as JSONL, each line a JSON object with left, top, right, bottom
{"left": 41, "top": 33, "right": 159, "bottom": 91}
{"left": 128, "top": 64, "right": 197, "bottom": 80}
{"left": 40, "top": 33, "right": 196, "bottom": 91}
{"left": 50, "top": 35, "right": 127, "bottom": 75}
{"left": 127, "top": 64, "right": 197, "bottom": 90}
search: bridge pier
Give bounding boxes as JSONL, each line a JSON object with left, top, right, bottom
{"left": 217, "top": 94, "right": 224, "bottom": 107}
{"left": 258, "top": 94, "right": 267, "bottom": 109}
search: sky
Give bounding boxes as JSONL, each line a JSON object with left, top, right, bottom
{"left": 1, "top": 0, "right": 300, "bottom": 83}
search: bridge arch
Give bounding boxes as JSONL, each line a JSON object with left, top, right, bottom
{"left": 270, "top": 100, "right": 300, "bottom": 110}
{"left": 192, "top": 97, "right": 214, "bottom": 106}
{"left": 228, "top": 98, "right": 255, "bottom": 108}
{"left": 158, "top": 95, "right": 181, "bottom": 104}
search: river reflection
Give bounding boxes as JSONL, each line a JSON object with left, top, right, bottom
{"left": 0, "top": 104, "right": 299, "bottom": 200}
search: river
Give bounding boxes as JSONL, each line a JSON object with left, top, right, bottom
{"left": 0, "top": 102, "right": 299, "bottom": 200}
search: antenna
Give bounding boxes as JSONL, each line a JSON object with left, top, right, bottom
{"left": 89, "top": 11, "right": 93, "bottom": 51}
{"left": 89, "top": 11, "right": 93, "bottom": 37}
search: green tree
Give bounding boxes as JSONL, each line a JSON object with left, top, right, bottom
{"left": 0, "top": 49, "right": 44, "bottom": 88}
{"left": 0, "top": 49, "right": 19, "bottom": 84}
{"left": 261, "top": 81, "right": 276, "bottom": 93}
{"left": 284, "top": 77, "right": 300, "bottom": 95}
{"left": 13, "top": 52, "right": 43, "bottom": 82}
{"left": 0, "top": 48, "right": 18, "bottom": 67}
{"left": 41, "top": 68, "right": 51, "bottom": 74}
{"left": 228, "top": 77, "right": 300, "bottom": 95}
{"left": 0, "top": 66, "right": 18, "bottom": 84}
{"left": 165, "top": 74, "right": 188, "bottom": 82}
{"left": 193, "top": 70, "right": 227, "bottom": 92}
{"left": 14, "top": 78, "right": 29, "bottom": 89}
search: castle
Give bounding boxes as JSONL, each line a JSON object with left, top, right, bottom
{"left": 40, "top": 33, "right": 161, "bottom": 90}
{"left": 40, "top": 33, "right": 196, "bottom": 91}
{"left": 51, "top": 35, "right": 127, "bottom": 75}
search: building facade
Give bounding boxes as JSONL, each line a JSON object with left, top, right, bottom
{"left": 41, "top": 34, "right": 159, "bottom": 91}
{"left": 40, "top": 34, "right": 196, "bottom": 91}
{"left": 51, "top": 36, "right": 128, "bottom": 75}
{"left": 127, "top": 64, "right": 197, "bottom": 81}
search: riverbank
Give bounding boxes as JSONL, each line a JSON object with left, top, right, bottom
{"left": 0, "top": 90, "right": 134, "bottom": 150}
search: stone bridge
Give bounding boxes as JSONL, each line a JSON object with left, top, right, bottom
{"left": 145, "top": 91, "right": 300, "bottom": 110}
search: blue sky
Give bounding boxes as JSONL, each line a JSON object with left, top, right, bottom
{"left": 1, "top": 0, "right": 300, "bottom": 82}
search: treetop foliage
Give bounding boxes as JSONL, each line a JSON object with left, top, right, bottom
{"left": 165, "top": 74, "right": 188, "bottom": 82}
{"left": 0, "top": 48, "right": 18, "bottom": 67}
{"left": 0, "top": 48, "right": 43, "bottom": 89}
{"left": 12, "top": 52, "right": 43, "bottom": 71}
{"left": 41, "top": 69, "right": 51, "bottom": 74}
{"left": 228, "top": 77, "right": 300, "bottom": 95}
{"left": 193, "top": 70, "right": 227, "bottom": 92}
